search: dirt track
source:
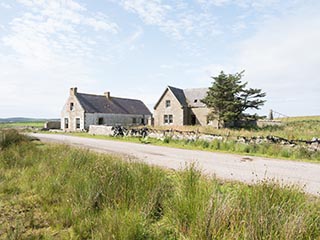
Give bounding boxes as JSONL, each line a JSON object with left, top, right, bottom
{"left": 31, "top": 133, "right": 320, "bottom": 196}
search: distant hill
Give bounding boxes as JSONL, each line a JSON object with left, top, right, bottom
{"left": 0, "top": 117, "right": 59, "bottom": 123}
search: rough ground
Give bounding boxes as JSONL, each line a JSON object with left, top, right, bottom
{"left": 31, "top": 133, "right": 320, "bottom": 196}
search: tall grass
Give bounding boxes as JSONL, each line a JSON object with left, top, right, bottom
{"left": 0, "top": 129, "right": 30, "bottom": 149}
{"left": 0, "top": 136, "right": 319, "bottom": 239}
{"left": 153, "top": 137, "right": 320, "bottom": 162}
{"left": 153, "top": 116, "right": 320, "bottom": 140}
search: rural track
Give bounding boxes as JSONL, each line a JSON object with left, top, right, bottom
{"left": 30, "top": 133, "right": 320, "bottom": 196}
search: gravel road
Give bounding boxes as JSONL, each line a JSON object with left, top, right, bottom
{"left": 31, "top": 133, "right": 320, "bottom": 196}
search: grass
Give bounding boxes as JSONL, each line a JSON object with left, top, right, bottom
{"left": 153, "top": 117, "right": 320, "bottom": 141}
{"left": 51, "top": 131, "right": 320, "bottom": 162}
{"left": 0, "top": 131, "right": 319, "bottom": 239}
{"left": 0, "top": 121, "right": 45, "bottom": 129}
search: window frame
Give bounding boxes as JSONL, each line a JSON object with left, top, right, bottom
{"left": 76, "top": 118, "right": 80, "bottom": 129}
{"left": 165, "top": 100, "right": 171, "bottom": 108}
{"left": 64, "top": 118, "right": 69, "bottom": 129}
{"left": 163, "top": 114, "right": 173, "bottom": 124}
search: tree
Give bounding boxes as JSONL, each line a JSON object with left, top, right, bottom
{"left": 201, "top": 71, "right": 266, "bottom": 128}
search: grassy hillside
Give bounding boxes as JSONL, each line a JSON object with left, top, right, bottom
{"left": 0, "top": 130, "right": 319, "bottom": 239}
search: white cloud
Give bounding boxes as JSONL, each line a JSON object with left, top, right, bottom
{"left": 3, "top": 0, "right": 119, "bottom": 62}
{"left": 197, "top": 0, "right": 281, "bottom": 8}
{"left": 0, "top": 2, "right": 12, "bottom": 9}
{"left": 84, "top": 15, "right": 118, "bottom": 32}
{"left": 118, "top": 0, "right": 220, "bottom": 40}
{"left": 235, "top": 8, "right": 320, "bottom": 115}
{"left": 0, "top": 0, "right": 120, "bottom": 117}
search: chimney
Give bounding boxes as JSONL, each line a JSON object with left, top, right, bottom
{"left": 70, "top": 87, "right": 77, "bottom": 95}
{"left": 104, "top": 91, "right": 111, "bottom": 99}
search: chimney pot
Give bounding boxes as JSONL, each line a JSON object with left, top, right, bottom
{"left": 70, "top": 87, "right": 77, "bottom": 95}
{"left": 104, "top": 91, "right": 111, "bottom": 99}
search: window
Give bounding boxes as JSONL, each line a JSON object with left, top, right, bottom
{"left": 164, "top": 115, "right": 168, "bottom": 124}
{"left": 98, "top": 118, "right": 104, "bottom": 125}
{"left": 132, "top": 117, "right": 137, "bottom": 124}
{"left": 165, "top": 100, "right": 171, "bottom": 108}
{"left": 70, "top": 102, "right": 74, "bottom": 111}
{"left": 76, "top": 118, "right": 80, "bottom": 129}
{"left": 64, "top": 118, "right": 69, "bottom": 129}
{"left": 164, "top": 114, "right": 173, "bottom": 124}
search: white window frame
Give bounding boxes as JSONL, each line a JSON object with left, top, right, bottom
{"left": 76, "top": 118, "right": 80, "bottom": 129}
{"left": 64, "top": 118, "right": 69, "bottom": 129}
{"left": 164, "top": 114, "right": 173, "bottom": 124}
{"left": 165, "top": 100, "right": 171, "bottom": 108}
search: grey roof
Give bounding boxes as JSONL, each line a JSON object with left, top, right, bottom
{"left": 76, "top": 93, "right": 151, "bottom": 115}
{"left": 183, "top": 88, "right": 208, "bottom": 107}
{"left": 168, "top": 86, "right": 187, "bottom": 107}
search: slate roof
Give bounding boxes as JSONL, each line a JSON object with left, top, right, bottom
{"left": 183, "top": 88, "right": 208, "bottom": 107}
{"left": 166, "top": 86, "right": 208, "bottom": 108}
{"left": 167, "top": 86, "right": 187, "bottom": 107}
{"left": 76, "top": 93, "right": 151, "bottom": 115}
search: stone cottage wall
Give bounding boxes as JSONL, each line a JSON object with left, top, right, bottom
{"left": 154, "top": 89, "right": 184, "bottom": 126}
{"left": 85, "top": 113, "right": 151, "bottom": 129}
{"left": 61, "top": 88, "right": 85, "bottom": 131}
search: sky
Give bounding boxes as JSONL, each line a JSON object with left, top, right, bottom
{"left": 0, "top": 0, "right": 319, "bottom": 118}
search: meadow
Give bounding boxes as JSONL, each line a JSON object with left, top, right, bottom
{"left": 0, "top": 130, "right": 319, "bottom": 239}
{"left": 0, "top": 121, "right": 45, "bottom": 129}
{"left": 153, "top": 115, "right": 320, "bottom": 140}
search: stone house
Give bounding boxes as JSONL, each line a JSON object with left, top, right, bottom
{"left": 61, "top": 87, "right": 151, "bottom": 131}
{"left": 153, "top": 86, "right": 218, "bottom": 127}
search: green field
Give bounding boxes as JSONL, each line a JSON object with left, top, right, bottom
{"left": 154, "top": 116, "right": 320, "bottom": 141}
{"left": 0, "top": 131, "right": 319, "bottom": 239}
{"left": 0, "top": 121, "right": 45, "bottom": 129}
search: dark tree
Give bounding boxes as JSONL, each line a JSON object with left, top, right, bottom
{"left": 201, "top": 71, "right": 266, "bottom": 128}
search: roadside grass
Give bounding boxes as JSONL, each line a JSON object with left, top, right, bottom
{"left": 0, "top": 131, "right": 319, "bottom": 239}
{"left": 52, "top": 131, "right": 320, "bottom": 162}
{"left": 153, "top": 117, "right": 320, "bottom": 141}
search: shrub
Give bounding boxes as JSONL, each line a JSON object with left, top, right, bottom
{"left": 0, "top": 129, "right": 30, "bottom": 149}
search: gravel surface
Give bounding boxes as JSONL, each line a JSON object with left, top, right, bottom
{"left": 31, "top": 133, "right": 320, "bottom": 196}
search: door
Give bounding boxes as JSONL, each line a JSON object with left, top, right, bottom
{"left": 191, "top": 115, "right": 196, "bottom": 125}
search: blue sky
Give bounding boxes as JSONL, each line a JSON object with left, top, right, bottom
{"left": 0, "top": 0, "right": 319, "bottom": 118}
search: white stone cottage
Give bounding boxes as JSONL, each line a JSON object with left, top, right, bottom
{"left": 61, "top": 87, "right": 151, "bottom": 131}
{"left": 153, "top": 86, "right": 218, "bottom": 127}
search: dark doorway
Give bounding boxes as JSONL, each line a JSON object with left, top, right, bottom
{"left": 98, "top": 117, "right": 104, "bottom": 125}
{"left": 191, "top": 115, "right": 196, "bottom": 125}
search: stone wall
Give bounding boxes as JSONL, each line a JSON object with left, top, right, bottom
{"left": 61, "top": 88, "right": 85, "bottom": 131}
{"left": 89, "top": 125, "right": 114, "bottom": 135}
{"left": 44, "top": 121, "right": 61, "bottom": 129}
{"left": 153, "top": 89, "right": 184, "bottom": 126}
{"left": 188, "top": 107, "right": 213, "bottom": 126}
